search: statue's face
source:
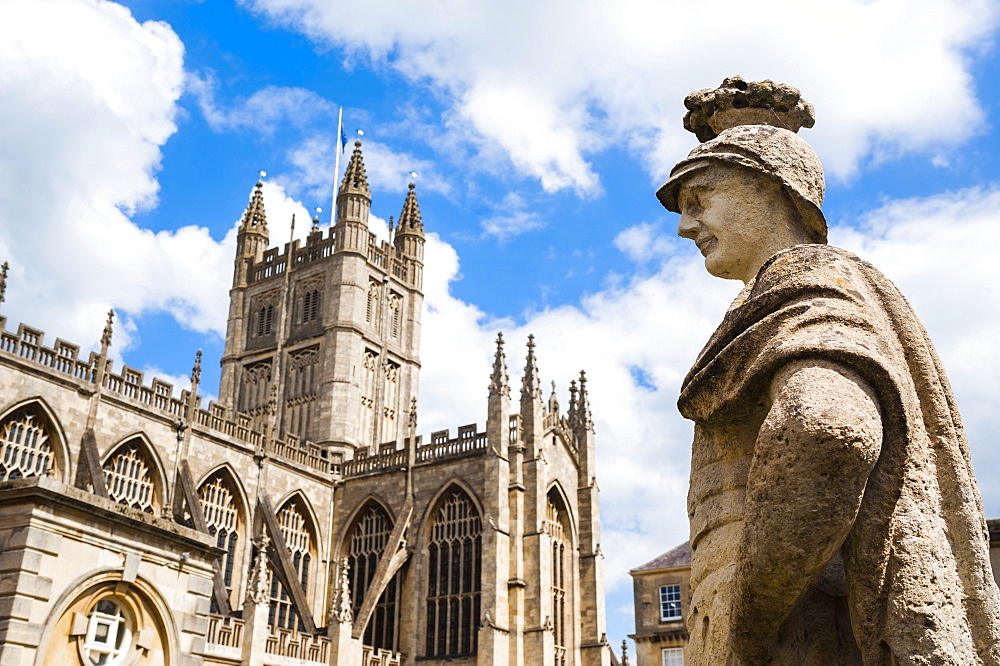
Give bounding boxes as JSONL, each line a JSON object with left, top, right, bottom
{"left": 676, "top": 164, "right": 803, "bottom": 283}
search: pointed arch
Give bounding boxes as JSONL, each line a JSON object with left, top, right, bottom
{"left": 273, "top": 489, "right": 323, "bottom": 557}
{"left": 423, "top": 483, "right": 482, "bottom": 658}
{"left": 196, "top": 464, "right": 250, "bottom": 611}
{"left": 196, "top": 463, "right": 252, "bottom": 529}
{"left": 335, "top": 493, "right": 396, "bottom": 556}
{"left": 0, "top": 396, "right": 70, "bottom": 484}
{"left": 269, "top": 492, "right": 320, "bottom": 631}
{"left": 546, "top": 483, "right": 575, "bottom": 666}
{"left": 343, "top": 497, "right": 401, "bottom": 652}
{"left": 418, "top": 478, "right": 485, "bottom": 534}
{"left": 100, "top": 433, "right": 167, "bottom": 514}
{"left": 545, "top": 480, "right": 578, "bottom": 543}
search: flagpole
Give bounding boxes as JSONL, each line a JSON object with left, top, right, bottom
{"left": 331, "top": 106, "right": 344, "bottom": 226}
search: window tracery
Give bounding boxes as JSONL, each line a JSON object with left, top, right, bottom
{"left": 347, "top": 502, "right": 401, "bottom": 652}
{"left": 269, "top": 499, "right": 313, "bottom": 631}
{"left": 103, "top": 443, "right": 155, "bottom": 513}
{"left": 547, "top": 492, "right": 570, "bottom": 666}
{"left": 199, "top": 473, "right": 240, "bottom": 608}
{"left": 0, "top": 407, "right": 54, "bottom": 481}
{"left": 425, "top": 488, "right": 482, "bottom": 657}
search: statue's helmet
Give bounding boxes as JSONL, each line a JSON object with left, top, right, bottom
{"left": 656, "top": 77, "right": 828, "bottom": 243}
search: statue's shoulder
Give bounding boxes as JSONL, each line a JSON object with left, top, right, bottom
{"left": 755, "top": 244, "right": 875, "bottom": 291}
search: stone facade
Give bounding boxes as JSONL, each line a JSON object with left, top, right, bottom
{"left": 0, "top": 141, "right": 611, "bottom": 666}
{"left": 628, "top": 543, "right": 690, "bottom": 666}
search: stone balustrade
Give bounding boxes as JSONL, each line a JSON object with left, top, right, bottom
{"left": 264, "top": 627, "right": 330, "bottom": 663}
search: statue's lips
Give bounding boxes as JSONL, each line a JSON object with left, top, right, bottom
{"left": 695, "top": 234, "right": 717, "bottom": 256}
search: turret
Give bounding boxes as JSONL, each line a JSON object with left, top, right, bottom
{"left": 335, "top": 140, "right": 372, "bottom": 253}
{"left": 487, "top": 333, "right": 510, "bottom": 452}
{"left": 221, "top": 180, "right": 271, "bottom": 408}
{"left": 234, "top": 180, "right": 270, "bottom": 286}
{"left": 394, "top": 181, "right": 425, "bottom": 290}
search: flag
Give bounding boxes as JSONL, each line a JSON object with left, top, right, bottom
{"left": 340, "top": 126, "right": 348, "bottom": 151}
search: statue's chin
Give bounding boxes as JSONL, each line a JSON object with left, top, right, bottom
{"left": 704, "top": 258, "right": 740, "bottom": 281}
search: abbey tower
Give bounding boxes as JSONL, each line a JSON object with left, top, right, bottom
{"left": 0, "top": 141, "right": 611, "bottom": 666}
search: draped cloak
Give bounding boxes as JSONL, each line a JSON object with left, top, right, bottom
{"left": 678, "top": 244, "right": 1000, "bottom": 664}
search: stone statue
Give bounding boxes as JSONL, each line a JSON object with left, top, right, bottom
{"left": 246, "top": 534, "right": 271, "bottom": 606}
{"left": 658, "top": 77, "right": 1000, "bottom": 665}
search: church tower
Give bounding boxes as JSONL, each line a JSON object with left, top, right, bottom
{"left": 219, "top": 141, "right": 425, "bottom": 456}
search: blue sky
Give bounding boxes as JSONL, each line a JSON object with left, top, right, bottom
{"left": 3, "top": 0, "right": 1000, "bottom": 653}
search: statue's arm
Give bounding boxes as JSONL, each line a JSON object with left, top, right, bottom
{"left": 728, "top": 358, "right": 882, "bottom": 662}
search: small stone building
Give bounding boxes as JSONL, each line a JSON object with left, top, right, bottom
{"left": 0, "top": 142, "right": 612, "bottom": 666}
{"left": 628, "top": 542, "right": 690, "bottom": 666}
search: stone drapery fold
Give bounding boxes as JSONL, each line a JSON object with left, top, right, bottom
{"left": 679, "top": 244, "right": 1000, "bottom": 664}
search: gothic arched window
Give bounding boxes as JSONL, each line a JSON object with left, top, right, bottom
{"left": 0, "top": 406, "right": 55, "bottom": 481}
{"left": 103, "top": 442, "right": 157, "bottom": 513}
{"left": 547, "top": 490, "right": 571, "bottom": 666}
{"left": 269, "top": 499, "right": 314, "bottom": 631}
{"left": 199, "top": 473, "right": 241, "bottom": 610}
{"left": 346, "top": 502, "right": 401, "bottom": 652}
{"left": 425, "top": 488, "right": 482, "bottom": 658}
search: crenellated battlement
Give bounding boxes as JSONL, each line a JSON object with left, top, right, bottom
{"left": 245, "top": 225, "right": 413, "bottom": 286}
{"left": 0, "top": 315, "right": 341, "bottom": 476}
{"left": 0, "top": 315, "right": 506, "bottom": 482}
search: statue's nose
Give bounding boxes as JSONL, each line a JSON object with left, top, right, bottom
{"left": 677, "top": 212, "right": 700, "bottom": 239}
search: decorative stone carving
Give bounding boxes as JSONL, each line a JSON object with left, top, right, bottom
{"left": 659, "top": 77, "right": 1000, "bottom": 664}
{"left": 331, "top": 557, "right": 353, "bottom": 624}
{"left": 246, "top": 535, "right": 270, "bottom": 606}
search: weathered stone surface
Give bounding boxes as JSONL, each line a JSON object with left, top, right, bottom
{"left": 682, "top": 75, "right": 815, "bottom": 142}
{"left": 660, "top": 77, "right": 1000, "bottom": 665}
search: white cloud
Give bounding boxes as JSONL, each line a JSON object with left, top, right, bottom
{"left": 188, "top": 74, "right": 335, "bottom": 135}
{"left": 0, "top": 0, "right": 224, "bottom": 354}
{"left": 417, "top": 184, "right": 1000, "bottom": 600}
{"left": 280, "top": 135, "right": 452, "bottom": 213}
{"left": 479, "top": 193, "right": 544, "bottom": 241}
{"left": 242, "top": 0, "right": 999, "bottom": 191}
{"left": 613, "top": 221, "right": 683, "bottom": 263}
